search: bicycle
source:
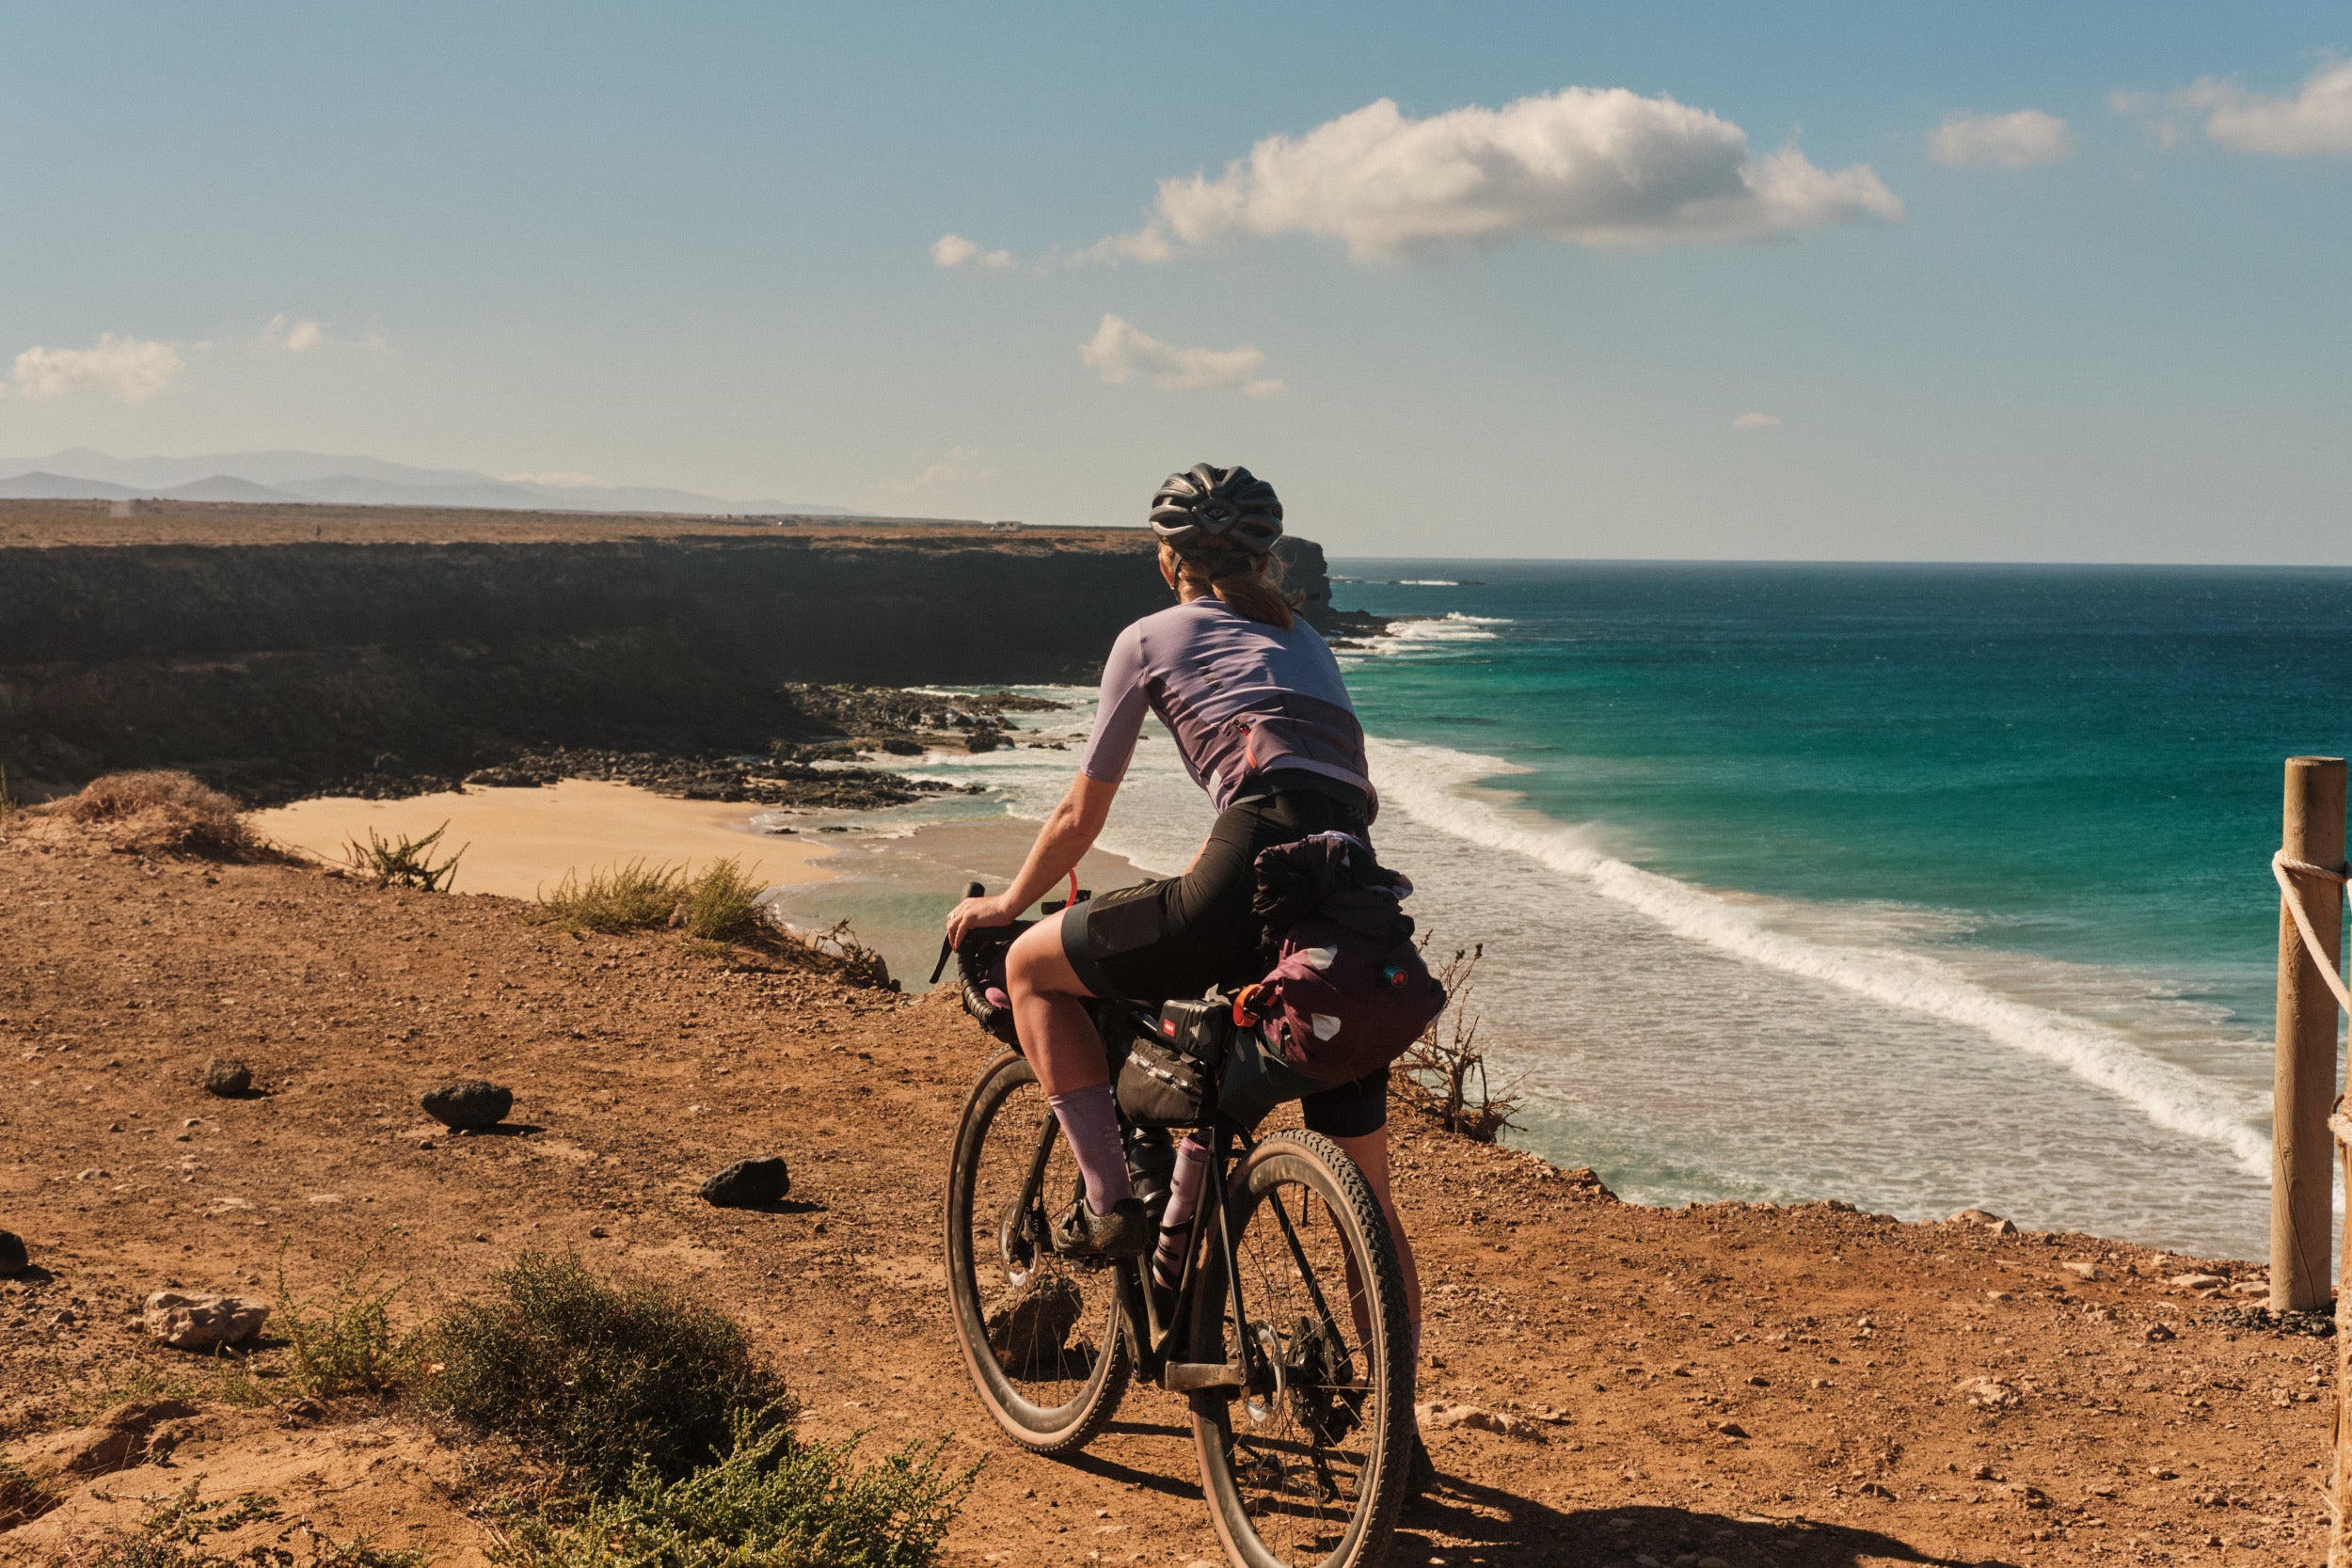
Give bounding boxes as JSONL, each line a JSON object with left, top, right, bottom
{"left": 936, "top": 882, "right": 1415, "bottom": 1568}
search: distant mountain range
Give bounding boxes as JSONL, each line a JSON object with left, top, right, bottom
{"left": 0, "top": 449, "right": 859, "bottom": 515}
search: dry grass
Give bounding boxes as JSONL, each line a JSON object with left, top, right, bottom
{"left": 530, "top": 860, "right": 691, "bottom": 934}
{"left": 33, "top": 770, "right": 266, "bottom": 860}
{"left": 342, "top": 822, "right": 467, "bottom": 892}
{"left": 530, "top": 859, "right": 893, "bottom": 987}
{"left": 1398, "top": 941, "right": 1522, "bottom": 1142}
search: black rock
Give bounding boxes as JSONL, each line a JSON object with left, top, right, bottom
{"left": 421, "top": 1081, "right": 513, "bottom": 1131}
{"left": 700, "top": 1156, "right": 791, "bottom": 1208}
{"left": 202, "top": 1058, "right": 252, "bottom": 1096}
{"left": 0, "top": 1228, "right": 26, "bottom": 1275}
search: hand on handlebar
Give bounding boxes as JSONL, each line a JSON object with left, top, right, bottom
{"left": 945, "top": 893, "right": 1017, "bottom": 950}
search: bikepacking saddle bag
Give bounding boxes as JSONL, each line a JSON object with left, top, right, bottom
{"left": 1247, "top": 832, "right": 1447, "bottom": 1083}
{"left": 1116, "top": 996, "right": 1231, "bottom": 1127}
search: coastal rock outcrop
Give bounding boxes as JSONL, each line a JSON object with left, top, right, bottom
{"left": 421, "top": 1081, "right": 512, "bottom": 1131}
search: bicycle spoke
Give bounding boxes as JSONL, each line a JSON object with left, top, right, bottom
{"left": 1224, "top": 1173, "right": 1378, "bottom": 1563}
{"left": 954, "top": 1066, "right": 1125, "bottom": 1426}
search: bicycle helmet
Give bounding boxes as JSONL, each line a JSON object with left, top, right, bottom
{"left": 1149, "top": 464, "right": 1283, "bottom": 554}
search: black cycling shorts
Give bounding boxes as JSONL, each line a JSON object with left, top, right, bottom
{"left": 1061, "top": 769, "right": 1388, "bottom": 1139}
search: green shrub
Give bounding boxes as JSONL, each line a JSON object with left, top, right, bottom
{"left": 342, "top": 821, "right": 467, "bottom": 892}
{"left": 492, "top": 1413, "right": 976, "bottom": 1568}
{"left": 531, "top": 861, "right": 689, "bottom": 934}
{"left": 414, "top": 1254, "right": 790, "bottom": 1491}
{"left": 277, "top": 1257, "right": 424, "bottom": 1400}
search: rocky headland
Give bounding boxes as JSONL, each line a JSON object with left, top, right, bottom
{"left": 0, "top": 500, "right": 1355, "bottom": 809}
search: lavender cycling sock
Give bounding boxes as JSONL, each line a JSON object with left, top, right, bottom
{"left": 1047, "top": 1085, "right": 1134, "bottom": 1217}
{"left": 1152, "top": 1135, "right": 1213, "bottom": 1291}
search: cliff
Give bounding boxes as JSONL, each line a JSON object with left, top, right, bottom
{"left": 0, "top": 501, "right": 1340, "bottom": 802}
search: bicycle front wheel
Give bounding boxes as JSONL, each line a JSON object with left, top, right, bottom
{"left": 945, "top": 1049, "right": 1133, "bottom": 1455}
{"left": 1191, "top": 1129, "right": 1413, "bottom": 1568}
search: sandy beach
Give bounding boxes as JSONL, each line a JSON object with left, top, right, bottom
{"left": 249, "top": 779, "right": 830, "bottom": 900}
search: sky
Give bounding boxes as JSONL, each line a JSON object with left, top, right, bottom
{"left": 1, "top": 2, "right": 2346, "bottom": 561}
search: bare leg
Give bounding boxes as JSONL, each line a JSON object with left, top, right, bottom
{"left": 1004, "top": 911, "right": 1113, "bottom": 1096}
{"left": 1330, "top": 1127, "right": 1422, "bottom": 1354}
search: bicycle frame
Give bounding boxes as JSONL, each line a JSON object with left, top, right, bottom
{"left": 999, "top": 997, "right": 1270, "bottom": 1398}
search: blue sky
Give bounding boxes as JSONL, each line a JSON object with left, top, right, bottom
{"left": 1, "top": 2, "right": 2345, "bottom": 560}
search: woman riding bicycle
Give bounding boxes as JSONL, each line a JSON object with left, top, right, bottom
{"left": 943, "top": 462, "right": 1423, "bottom": 1379}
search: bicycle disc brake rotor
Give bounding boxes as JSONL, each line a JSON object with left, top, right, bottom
{"left": 1283, "top": 1314, "right": 1362, "bottom": 1448}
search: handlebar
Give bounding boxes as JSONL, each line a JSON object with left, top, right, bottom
{"left": 930, "top": 880, "right": 989, "bottom": 985}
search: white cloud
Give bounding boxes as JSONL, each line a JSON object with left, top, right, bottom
{"left": 2130, "top": 58, "right": 2352, "bottom": 156}
{"left": 1927, "top": 109, "right": 2074, "bottom": 168}
{"left": 931, "top": 232, "right": 1017, "bottom": 269}
{"left": 1081, "top": 88, "right": 1902, "bottom": 265}
{"left": 1731, "top": 412, "right": 1780, "bottom": 431}
{"left": 2118, "top": 60, "right": 2352, "bottom": 156}
{"left": 1078, "top": 315, "right": 1280, "bottom": 396}
{"left": 262, "top": 313, "right": 326, "bottom": 352}
{"left": 10, "top": 333, "right": 185, "bottom": 402}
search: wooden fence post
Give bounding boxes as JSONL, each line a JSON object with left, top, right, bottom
{"left": 2273, "top": 755, "right": 2345, "bottom": 1315}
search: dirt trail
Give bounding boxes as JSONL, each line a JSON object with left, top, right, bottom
{"left": 1, "top": 832, "right": 2330, "bottom": 1565}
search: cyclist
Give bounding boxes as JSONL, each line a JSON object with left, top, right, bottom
{"left": 943, "top": 463, "right": 1423, "bottom": 1381}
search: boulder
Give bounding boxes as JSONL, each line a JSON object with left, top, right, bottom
{"left": 0, "top": 1228, "right": 26, "bottom": 1275}
{"left": 701, "top": 1155, "right": 791, "bottom": 1208}
{"left": 201, "top": 1057, "right": 251, "bottom": 1096}
{"left": 143, "top": 1290, "right": 268, "bottom": 1351}
{"left": 985, "top": 1275, "right": 1084, "bottom": 1377}
{"left": 421, "top": 1080, "right": 512, "bottom": 1131}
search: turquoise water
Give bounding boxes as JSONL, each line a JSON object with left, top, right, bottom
{"left": 1333, "top": 562, "right": 2352, "bottom": 1045}
{"left": 771, "top": 562, "right": 2352, "bottom": 1259}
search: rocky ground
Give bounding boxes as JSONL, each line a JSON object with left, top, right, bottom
{"left": 1, "top": 822, "right": 2334, "bottom": 1566}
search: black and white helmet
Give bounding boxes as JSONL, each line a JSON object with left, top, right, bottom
{"left": 1149, "top": 464, "right": 1283, "bottom": 554}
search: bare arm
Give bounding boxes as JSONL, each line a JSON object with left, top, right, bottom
{"left": 945, "top": 772, "right": 1119, "bottom": 946}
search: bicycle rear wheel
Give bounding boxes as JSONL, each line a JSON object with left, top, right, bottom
{"left": 945, "top": 1049, "right": 1133, "bottom": 1455}
{"left": 1191, "top": 1130, "right": 1412, "bottom": 1568}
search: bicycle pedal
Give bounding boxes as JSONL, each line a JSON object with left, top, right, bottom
{"left": 1163, "top": 1360, "right": 1247, "bottom": 1393}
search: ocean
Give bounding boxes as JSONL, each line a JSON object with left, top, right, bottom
{"left": 767, "top": 562, "right": 2352, "bottom": 1260}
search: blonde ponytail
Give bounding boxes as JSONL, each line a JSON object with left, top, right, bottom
{"left": 1159, "top": 542, "right": 1298, "bottom": 629}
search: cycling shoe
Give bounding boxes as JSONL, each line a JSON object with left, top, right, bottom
{"left": 1049, "top": 1196, "right": 1151, "bottom": 1259}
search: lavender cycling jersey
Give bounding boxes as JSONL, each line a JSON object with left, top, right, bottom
{"left": 1077, "top": 598, "right": 1375, "bottom": 813}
